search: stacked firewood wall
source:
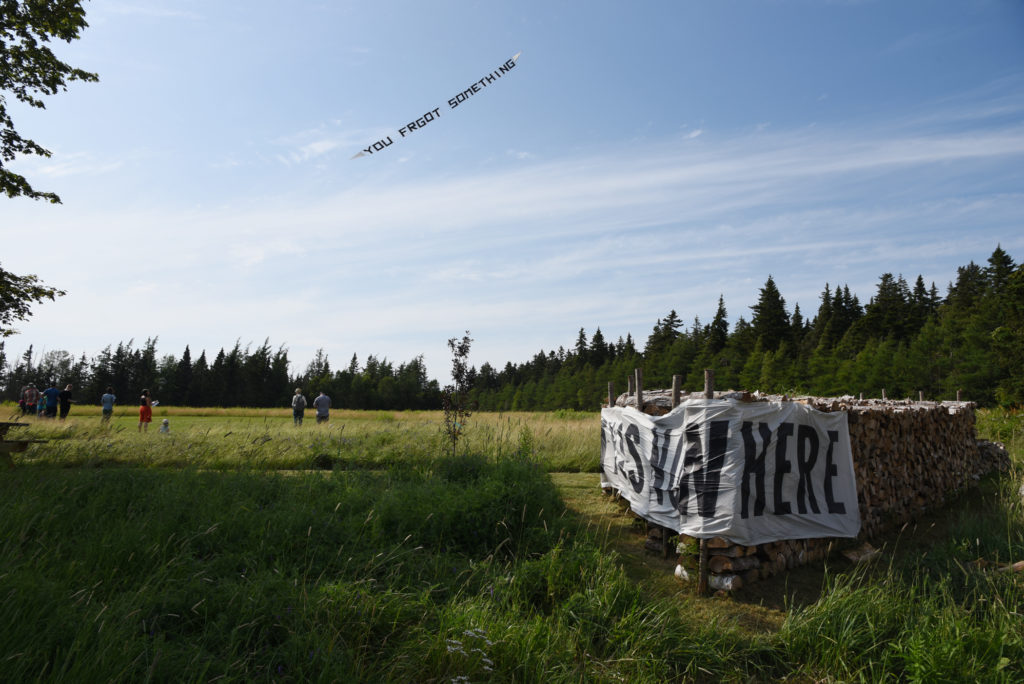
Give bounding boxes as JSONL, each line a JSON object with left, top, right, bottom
{"left": 617, "top": 394, "right": 1010, "bottom": 591}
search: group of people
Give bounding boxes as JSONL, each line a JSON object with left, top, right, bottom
{"left": 291, "top": 388, "right": 331, "bottom": 425}
{"left": 18, "top": 383, "right": 75, "bottom": 419}
{"left": 18, "top": 384, "right": 332, "bottom": 429}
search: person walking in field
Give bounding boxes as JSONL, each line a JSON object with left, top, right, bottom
{"left": 58, "top": 384, "right": 74, "bottom": 420}
{"left": 291, "top": 388, "right": 307, "bottom": 426}
{"left": 138, "top": 389, "right": 154, "bottom": 432}
{"left": 100, "top": 387, "right": 116, "bottom": 423}
{"left": 312, "top": 390, "right": 331, "bottom": 424}
{"left": 41, "top": 384, "right": 60, "bottom": 418}
{"left": 21, "top": 383, "right": 38, "bottom": 416}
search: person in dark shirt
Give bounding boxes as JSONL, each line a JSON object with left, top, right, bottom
{"left": 41, "top": 385, "right": 61, "bottom": 418}
{"left": 58, "top": 384, "right": 74, "bottom": 420}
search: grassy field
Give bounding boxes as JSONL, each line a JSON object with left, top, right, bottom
{"left": 1, "top": 405, "right": 1022, "bottom": 682}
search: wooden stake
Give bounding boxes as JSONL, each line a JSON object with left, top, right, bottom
{"left": 607, "top": 382, "right": 615, "bottom": 409}
{"left": 671, "top": 375, "right": 682, "bottom": 409}
{"left": 698, "top": 368, "right": 715, "bottom": 595}
{"left": 882, "top": 388, "right": 887, "bottom": 400}
{"left": 957, "top": 389, "right": 962, "bottom": 402}
{"left": 919, "top": 390, "right": 924, "bottom": 402}
{"left": 698, "top": 538, "right": 709, "bottom": 595}
{"left": 634, "top": 368, "right": 643, "bottom": 412}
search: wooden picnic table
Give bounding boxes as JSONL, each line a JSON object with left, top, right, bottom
{"left": 0, "top": 421, "right": 30, "bottom": 439}
{"left": 0, "top": 421, "right": 44, "bottom": 466}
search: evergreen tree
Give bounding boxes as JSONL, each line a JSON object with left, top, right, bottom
{"left": 707, "top": 295, "right": 729, "bottom": 355}
{"left": 985, "top": 245, "right": 1016, "bottom": 294}
{"left": 947, "top": 261, "right": 986, "bottom": 309}
{"left": 749, "top": 276, "right": 790, "bottom": 351}
{"left": 590, "top": 327, "right": 608, "bottom": 366}
{"left": 174, "top": 346, "right": 193, "bottom": 405}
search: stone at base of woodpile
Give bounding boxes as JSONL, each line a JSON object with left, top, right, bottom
{"left": 842, "top": 542, "right": 881, "bottom": 564}
{"left": 709, "top": 573, "right": 742, "bottom": 591}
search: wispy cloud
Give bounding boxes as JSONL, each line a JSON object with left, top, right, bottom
{"left": 5, "top": 103, "right": 1023, "bottom": 374}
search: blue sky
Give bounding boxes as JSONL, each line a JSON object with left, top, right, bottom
{"left": 3, "top": 0, "right": 1023, "bottom": 380}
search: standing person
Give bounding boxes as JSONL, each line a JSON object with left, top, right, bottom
{"left": 291, "top": 388, "right": 307, "bottom": 426}
{"left": 312, "top": 390, "right": 331, "bottom": 424}
{"left": 100, "top": 387, "right": 116, "bottom": 423}
{"left": 22, "top": 383, "right": 39, "bottom": 416}
{"left": 138, "top": 389, "right": 154, "bottom": 432}
{"left": 41, "top": 384, "right": 60, "bottom": 418}
{"left": 58, "top": 384, "right": 74, "bottom": 420}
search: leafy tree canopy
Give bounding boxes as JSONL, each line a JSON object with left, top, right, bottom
{"left": 1, "top": 0, "right": 98, "bottom": 202}
{"left": 0, "top": 262, "right": 65, "bottom": 337}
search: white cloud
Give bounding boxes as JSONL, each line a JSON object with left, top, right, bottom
{"left": 5, "top": 111, "right": 1023, "bottom": 375}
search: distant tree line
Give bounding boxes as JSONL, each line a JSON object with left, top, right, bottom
{"left": 1, "top": 246, "right": 1021, "bottom": 410}
{"left": 0, "top": 339, "right": 441, "bottom": 410}
{"left": 465, "top": 245, "right": 1023, "bottom": 410}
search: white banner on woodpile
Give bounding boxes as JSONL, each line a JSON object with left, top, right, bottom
{"left": 600, "top": 399, "right": 860, "bottom": 546}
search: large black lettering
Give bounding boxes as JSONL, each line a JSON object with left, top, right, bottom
{"left": 677, "top": 421, "right": 702, "bottom": 516}
{"left": 773, "top": 422, "right": 794, "bottom": 515}
{"left": 665, "top": 428, "right": 688, "bottom": 510}
{"left": 623, "top": 423, "right": 645, "bottom": 494}
{"left": 678, "top": 420, "right": 729, "bottom": 518}
{"left": 740, "top": 421, "right": 771, "bottom": 518}
{"left": 650, "top": 427, "right": 672, "bottom": 505}
{"left": 796, "top": 424, "right": 821, "bottom": 514}
{"left": 700, "top": 420, "right": 729, "bottom": 517}
{"left": 823, "top": 429, "right": 846, "bottom": 514}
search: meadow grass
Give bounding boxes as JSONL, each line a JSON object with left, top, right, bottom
{"left": 4, "top": 407, "right": 599, "bottom": 472}
{"left": 0, "top": 405, "right": 1021, "bottom": 681}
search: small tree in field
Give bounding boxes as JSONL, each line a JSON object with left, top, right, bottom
{"left": 442, "top": 332, "right": 472, "bottom": 457}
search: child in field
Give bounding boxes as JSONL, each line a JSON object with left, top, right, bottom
{"left": 139, "top": 389, "right": 154, "bottom": 432}
{"left": 159, "top": 419, "right": 170, "bottom": 434}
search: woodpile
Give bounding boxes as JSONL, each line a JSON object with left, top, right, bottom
{"left": 615, "top": 393, "right": 1011, "bottom": 590}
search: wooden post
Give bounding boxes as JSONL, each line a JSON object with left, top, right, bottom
{"left": 607, "top": 382, "right": 615, "bottom": 409}
{"left": 698, "top": 368, "right": 714, "bottom": 595}
{"left": 919, "top": 390, "right": 924, "bottom": 402}
{"left": 671, "top": 375, "right": 682, "bottom": 409}
{"left": 957, "top": 389, "right": 962, "bottom": 402}
{"left": 698, "top": 540, "right": 709, "bottom": 595}
{"left": 881, "top": 388, "right": 887, "bottom": 400}
{"left": 634, "top": 368, "right": 643, "bottom": 412}
{"left": 859, "top": 392, "right": 863, "bottom": 401}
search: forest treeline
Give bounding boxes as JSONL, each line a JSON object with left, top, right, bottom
{"left": 1, "top": 246, "right": 1022, "bottom": 410}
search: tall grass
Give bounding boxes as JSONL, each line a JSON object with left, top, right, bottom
{"left": 7, "top": 409, "right": 600, "bottom": 472}
{"left": 1, "top": 406, "right": 1021, "bottom": 681}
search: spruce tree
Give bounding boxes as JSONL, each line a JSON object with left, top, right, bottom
{"left": 749, "top": 276, "right": 790, "bottom": 351}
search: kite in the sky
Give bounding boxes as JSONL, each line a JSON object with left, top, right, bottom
{"left": 351, "top": 52, "right": 522, "bottom": 159}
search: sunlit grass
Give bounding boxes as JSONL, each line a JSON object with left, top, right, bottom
{"left": 0, "top": 405, "right": 1020, "bottom": 680}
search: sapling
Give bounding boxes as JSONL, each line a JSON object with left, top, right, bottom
{"left": 442, "top": 332, "right": 473, "bottom": 458}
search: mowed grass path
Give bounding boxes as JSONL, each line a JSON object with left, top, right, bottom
{"left": 1, "top": 406, "right": 1022, "bottom": 681}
